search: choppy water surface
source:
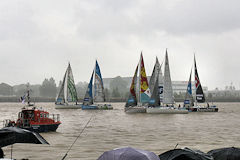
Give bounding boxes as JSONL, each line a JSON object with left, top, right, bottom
{"left": 0, "top": 102, "right": 239, "bottom": 160}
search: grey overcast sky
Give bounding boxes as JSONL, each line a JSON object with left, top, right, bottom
{"left": 0, "top": 0, "right": 240, "bottom": 90}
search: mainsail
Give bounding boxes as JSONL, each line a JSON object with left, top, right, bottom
{"left": 158, "top": 62, "right": 164, "bottom": 102}
{"left": 125, "top": 65, "right": 138, "bottom": 107}
{"left": 149, "top": 75, "right": 160, "bottom": 107}
{"left": 139, "top": 53, "right": 151, "bottom": 104}
{"left": 149, "top": 57, "right": 160, "bottom": 94}
{"left": 194, "top": 56, "right": 205, "bottom": 103}
{"left": 94, "top": 60, "right": 105, "bottom": 102}
{"left": 56, "top": 63, "right": 78, "bottom": 104}
{"left": 163, "top": 50, "right": 174, "bottom": 104}
{"left": 67, "top": 63, "right": 78, "bottom": 103}
{"left": 83, "top": 70, "right": 94, "bottom": 105}
{"left": 184, "top": 69, "right": 194, "bottom": 107}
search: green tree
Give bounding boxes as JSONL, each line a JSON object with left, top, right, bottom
{"left": 112, "top": 87, "right": 121, "bottom": 97}
{"left": 0, "top": 83, "right": 13, "bottom": 96}
{"left": 39, "top": 77, "right": 57, "bottom": 97}
{"left": 109, "top": 76, "right": 128, "bottom": 97}
{"left": 104, "top": 88, "right": 110, "bottom": 101}
{"left": 76, "top": 82, "right": 88, "bottom": 99}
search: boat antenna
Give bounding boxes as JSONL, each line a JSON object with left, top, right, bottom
{"left": 61, "top": 113, "right": 95, "bottom": 160}
{"left": 166, "top": 143, "right": 179, "bottom": 160}
{"left": 174, "top": 143, "right": 178, "bottom": 149}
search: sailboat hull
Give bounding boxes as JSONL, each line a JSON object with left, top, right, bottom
{"left": 55, "top": 104, "right": 82, "bottom": 109}
{"left": 81, "top": 104, "right": 113, "bottom": 110}
{"left": 124, "top": 107, "right": 146, "bottom": 113}
{"left": 189, "top": 106, "right": 218, "bottom": 112}
{"left": 146, "top": 107, "right": 188, "bottom": 114}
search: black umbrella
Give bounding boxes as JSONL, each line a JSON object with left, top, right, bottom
{"left": 159, "top": 147, "right": 213, "bottom": 160}
{"left": 208, "top": 147, "right": 240, "bottom": 160}
{"left": 97, "top": 147, "right": 160, "bottom": 160}
{"left": 0, "top": 127, "right": 49, "bottom": 147}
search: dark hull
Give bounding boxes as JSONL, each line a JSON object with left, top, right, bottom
{"left": 189, "top": 107, "right": 218, "bottom": 112}
{"left": 21, "top": 124, "right": 60, "bottom": 133}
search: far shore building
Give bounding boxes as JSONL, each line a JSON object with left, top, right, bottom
{"left": 103, "top": 77, "right": 208, "bottom": 96}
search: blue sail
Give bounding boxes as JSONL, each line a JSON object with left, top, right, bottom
{"left": 83, "top": 70, "right": 94, "bottom": 105}
{"left": 95, "top": 60, "right": 103, "bottom": 86}
{"left": 184, "top": 70, "right": 194, "bottom": 106}
{"left": 187, "top": 79, "right": 192, "bottom": 95}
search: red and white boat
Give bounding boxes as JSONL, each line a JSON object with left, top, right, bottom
{"left": 4, "top": 90, "right": 61, "bottom": 133}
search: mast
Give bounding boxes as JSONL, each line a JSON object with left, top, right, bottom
{"left": 138, "top": 53, "right": 141, "bottom": 105}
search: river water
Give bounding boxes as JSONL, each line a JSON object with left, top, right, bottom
{"left": 0, "top": 102, "right": 239, "bottom": 160}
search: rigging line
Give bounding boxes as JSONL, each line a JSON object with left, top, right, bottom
{"left": 61, "top": 113, "right": 95, "bottom": 160}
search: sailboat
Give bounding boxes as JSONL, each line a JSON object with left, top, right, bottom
{"left": 124, "top": 53, "right": 151, "bottom": 113}
{"left": 81, "top": 60, "right": 113, "bottom": 110}
{"left": 55, "top": 63, "right": 81, "bottom": 109}
{"left": 186, "top": 56, "right": 218, "bottom": 112}
{"left": 146, "top": 50, "right": 188, "bottom": 114}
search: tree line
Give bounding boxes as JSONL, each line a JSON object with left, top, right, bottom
{"left": 0, "top": 76, "right": 130, "bottom": 100}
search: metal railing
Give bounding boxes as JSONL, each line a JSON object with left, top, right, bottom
{"left": 51, "top": 114, "right": 60, "bottom": 122}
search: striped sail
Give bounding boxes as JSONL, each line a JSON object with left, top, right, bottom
{"left": 139, "top": 53, "right": 151, "bottom": 104}
{"left": 125, "top": 65, "right": 138, "bottom": 107}
{"left": 83, "top": 70, "right": 94, "bottom": 105}
{"left": 163, "top": 50, "right": 174, "bottom": 105}
{"left": 56, "top": 63, "right": 78, "bottom": 104}
{"left": 94, "top": 60, "right": 105, "bottom": 102}
{"left": 66, "top": 63, "right": 78, "bottom": 103}
{"left": 194, "top": 56, "right": 205, "bottom": 103}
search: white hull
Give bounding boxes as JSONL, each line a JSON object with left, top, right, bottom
{"left": 189, "top": 105, "right": 218, "bottom": 112}
{"left": 55, "top": 104, "right": 82, "bottom": 109}
{"left": 124, "top": 107, "right": 146, "bottom": 113}
{"left": 146, "top": 107, "right": 188, "bottom": 114}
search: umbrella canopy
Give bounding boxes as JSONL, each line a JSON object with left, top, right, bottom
{"left": 159, "top": 147, "right": 213, "bottom": 160}
{"left": 97, "top": 147, "right": 160, "bottom": 160}
{"left": 0, "top": 127, "right": 49, "bottom": 147}
{"left": 208, "top": 147, "right": 240, "bottom": 160}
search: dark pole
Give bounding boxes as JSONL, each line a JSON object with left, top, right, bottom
{"left": 11, "top": 145, "right": 13, "bottom": 159}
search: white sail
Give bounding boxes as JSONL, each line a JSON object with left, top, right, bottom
{"left": 64, "top": 67, "right": 69, "bottom": 103}
{"left": 158, "top": 62, "right": 164, "bottom": 102}
{"left": 149, "top": 57, "right": 160, "bottom": 94}
{"left": 56, "top": 63, "right": 78, "bottom": 104}
{"left": 163, "top": 50, "right": 174, "bottom": 105}
{"left": 67, "top": 63, "right": 78, "bottom": 103}
{"left": 56, "top": 68, "right": 68, "bottom": 104}
{"left": 94, "top": 60, "right": 105, "bottom": 102}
